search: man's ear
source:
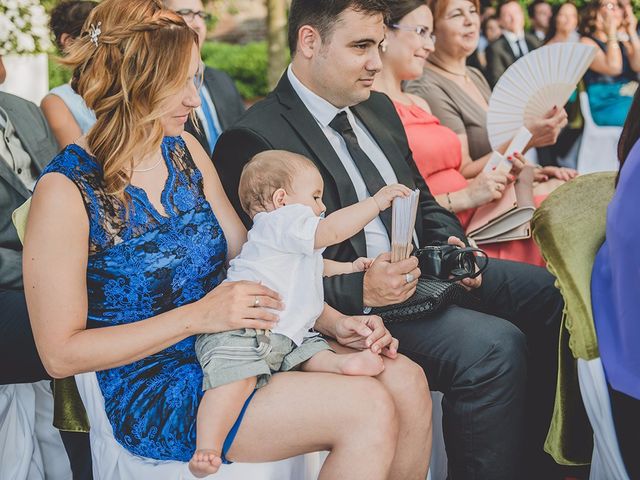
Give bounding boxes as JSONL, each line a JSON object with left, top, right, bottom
{"left": 272, "top": 188, "right": 287, "bottom": 208}
{"left": 298, "top": 25, "right": 321, "bottom": 59}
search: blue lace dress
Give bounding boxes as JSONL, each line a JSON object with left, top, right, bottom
{"left": 40, "top": 137, "right": 228, "bottom": 462}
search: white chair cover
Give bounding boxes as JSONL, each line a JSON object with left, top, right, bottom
{"left": 74, "top": 372, "right": 321, "bottom": 479}
{"left": 577, "top": 358, "right": 629, "bottom": 480}
{"left": 0, "top": 382, "right": 72, "bottom": 480}
{"left": 576, "top": 91, "right": 622, "bottom": 174}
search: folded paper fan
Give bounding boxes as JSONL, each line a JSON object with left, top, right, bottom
{"left": 391, "top": 189, "right": 420, "bottom": 263}
{"left": 487, "top": 43, "right": 597, "bottom": 149}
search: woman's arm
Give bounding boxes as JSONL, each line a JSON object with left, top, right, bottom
{"left": 41, "top": 94, "right": 83, "bottom": 149}
{"left": 23, "top": 174, "right": 205, "bottom": 378}
{"left": 458, "top": 133, "right": 509, "bottom": 178}
{"left": 581, "top": 36, "right": 623, "bottom": 77}
{"left": 24, "top": 168, "right": 279, "bottom": 379}
{"left": 433, "top": 169, "right": 508, "bottom": 211}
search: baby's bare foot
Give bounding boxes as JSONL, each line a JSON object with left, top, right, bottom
{"left": 339, "top": 349, "right": 385, "bottom": 376}
{"left": 189, "top": 449, "right": 222, "bottom": 478}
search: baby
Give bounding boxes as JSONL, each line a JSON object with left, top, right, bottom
{"left": 189, "top": 150, "right": 411, "bottom": 476}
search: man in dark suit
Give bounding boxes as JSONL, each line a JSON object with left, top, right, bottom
{"left": 165, "top": 0, "right": 245, "bottom": 154}
{"left": 212, "top": 2, "right": 563, "bottom": 479}
{"left": 1, "top": 69, "right": 92, "bottom": 477}
{"left": 486, "top": 0, "right": 542, "bottom": 87}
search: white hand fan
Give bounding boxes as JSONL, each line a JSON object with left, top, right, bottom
{"left": 487, "top": 43, "right": 597, "bottom": 149}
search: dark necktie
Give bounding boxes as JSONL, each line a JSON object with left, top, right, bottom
{"left": 514, "top": 38, "right": 525, "bottom": 58}
{"left": 329, "top": 111, "right": 392, "bottom": 237}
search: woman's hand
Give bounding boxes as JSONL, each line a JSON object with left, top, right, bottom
{"left": 624, "top": 4, "right": 638, "bottom": 36}
{"left": 193, "top": 281, "right": 284, "bottom": 334}
{"left": 525, "top": 106, "right": 568, "bottom": 148}
{"left": 334, "top": 314, "right": 399, "bottom": 358}
{"left": 507, "top": 152, "right": 527, "bottom": 176}
{"left": 466, "top": 170, "right": 509, "bottom": 206}
{"left": 534, "top": 166, "right": 579, "bottom": 182}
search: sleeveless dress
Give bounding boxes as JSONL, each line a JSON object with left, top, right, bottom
{"left": 395, "top": 101, "right": 545, "bottom": 267}
{"left": 39, "top": 137, "right": 232, "bottom": 462}
{"left": 584, "top": 38, "right": 637, "bottom": 127}
{"left": 47, "top": 84, "right": 97, "bottom": 134}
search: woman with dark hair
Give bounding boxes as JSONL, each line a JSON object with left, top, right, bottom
{"left": 579, "top": 0, "right": 640, "bottom": 126}
{"left": 590, "top": 88, "right": 640, "bottom": 480}
{"left": 545, "top": 2, "right": 580, "bottom": 44}
{"left": 539, "top": 2, "right": 582, "bottom": 168}
{"left": 41, "top": 0, "right": 98, "bottom": 148}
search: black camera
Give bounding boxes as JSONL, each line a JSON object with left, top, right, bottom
{"left": 414, "top": 245, "right": 488, "bottom": 282}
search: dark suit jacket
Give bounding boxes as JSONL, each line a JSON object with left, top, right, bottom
{"left": 212, "top": 73, "right": 466, "bottom": 315}
{"left": 185, "top": 66, "right": 245, "bottom": 153}
{"left": 485, "top": 33, "right": 542, "bottom": 87}
{"left": 0, "top": 92, "right": 58, "bottom": 289}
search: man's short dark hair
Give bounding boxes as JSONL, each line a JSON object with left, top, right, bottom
{"left": 527, "top": 0, "right": 548, "bottom": 19}
{"left": 288, "top": 0, "right": 390, "bottom": 56}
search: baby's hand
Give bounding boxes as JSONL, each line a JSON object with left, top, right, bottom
{"left": 352, "top": 257, "right": 374, "bottom": 272}
{"left": 372, "top": 184, "right": 413, "bottom": 211}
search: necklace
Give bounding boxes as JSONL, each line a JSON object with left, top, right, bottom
{"left": 127, "top": 156, "right": 163, "bottom": 173}
{"left": 427, "top": 58, "right": 470, "bottom": 82}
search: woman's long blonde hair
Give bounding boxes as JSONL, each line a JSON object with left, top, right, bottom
{"left": 62, "top": 0, "right": 198, "bottom": 200}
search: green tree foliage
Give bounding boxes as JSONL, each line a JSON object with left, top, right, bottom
{"left": 201, "top": 41, "right": 273, "bottom": 100}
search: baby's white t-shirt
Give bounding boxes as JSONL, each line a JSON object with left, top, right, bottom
{"left": 225, "top": 204, "right": 325, "bottom": 345}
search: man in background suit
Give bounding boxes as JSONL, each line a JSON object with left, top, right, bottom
{"left": 212, "top": 1, "right": 564, "bottom": 478}
{"left": 486, "top": 0, "right": 542, "bottom": 86}
{"left": 0, "top": 61, "right": 92, "bottom": 478}
{"left": 165, "top": 0, "right": 245, "bottom": 154}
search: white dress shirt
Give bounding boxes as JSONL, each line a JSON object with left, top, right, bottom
{"left": 0, "top": 107, "right": 37, "bottom": 191}
{"left": 503, "top": 30, "right": 530, "bottom": 58}
{"left": 287, "top": 65, "right": 396, "bottom": 258}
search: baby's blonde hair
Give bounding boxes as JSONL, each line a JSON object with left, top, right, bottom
{"left": 238, "top": 150, "right": 318, "bottom": 217}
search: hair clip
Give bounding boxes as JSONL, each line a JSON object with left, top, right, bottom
{"left": 89, "top": 21, "right": 102, "bottom": 47}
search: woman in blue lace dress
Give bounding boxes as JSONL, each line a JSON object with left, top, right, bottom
{"left": 22, "top": 0, "right": 432, "bottom": 477}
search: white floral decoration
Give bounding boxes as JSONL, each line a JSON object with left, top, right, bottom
{"left": 0, "top": 0, "right": 52, "bottom": 56}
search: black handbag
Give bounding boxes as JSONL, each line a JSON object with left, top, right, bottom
{"left": 371, "top": 278, "right": 480, "bottom": 325}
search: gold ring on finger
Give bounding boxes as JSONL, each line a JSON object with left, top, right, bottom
{"left": 254, "top": 296, "right": 260, "bottom": 307}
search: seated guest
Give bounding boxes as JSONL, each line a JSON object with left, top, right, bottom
{"left": 165, "top": 0, "right": 245, "bottom": 154}
{"left": 545, "top": 2, "right": 580, "bottom": 44}
{"left": 485, "top": 0, "right": 541, "bottom": 87}
{"left": 528, "top": 0, "right": 552, "bottom": 43}
{"left": 212, "top": 0, "right": 566, "bottom": 478}
{"left": 0, "top": 56, "right": 92, "bottom": 479}
{"left": 591, "top": 88, "right": 640, "bottom": 480}
{"left": 402, "top": 0, "right": 576, "bottom": 266}
{"left": 540, "top": 2, "right": 582, "bottom": 168}
{"left": 477, "top": 15, "right": 501, "bottom": 68}
{"left": 24, "top": 1, "right": 428, "bottom": 478}
{"left": 580, "top": 0, "right": 640, "bottom": 126}
{"left": 41, "top": 0, "right": 98, "bottom": 148}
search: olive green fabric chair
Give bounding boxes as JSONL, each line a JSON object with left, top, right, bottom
{"left": 532, "top": 172, "right": 621, "bottom": 471}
